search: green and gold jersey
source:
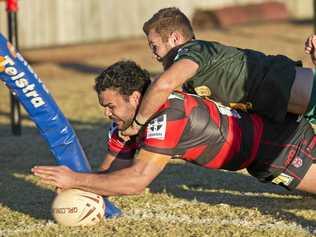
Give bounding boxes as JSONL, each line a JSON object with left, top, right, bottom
{"left": 172, "top": 40, "right": 298, "bottom": 122}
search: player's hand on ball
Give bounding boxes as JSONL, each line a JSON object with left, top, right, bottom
{"left": 32, "top": 165, "right": 77, "bottom": 189}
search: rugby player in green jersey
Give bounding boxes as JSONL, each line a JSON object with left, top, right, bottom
{"left": 123, "top": 7, "right": 316, "bottom": 136}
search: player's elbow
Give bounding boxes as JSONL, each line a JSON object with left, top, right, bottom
{"left": 130, "top": 186, "right": 146, "bottom": 195}
{"left": 125, "top": 173, "right": 153, "bottom": 195}
{"left": 121, "top": 181, "right": 148, "bottom": 195}
{"left": 121, "top": 161, "right": 160, "bottom": 195}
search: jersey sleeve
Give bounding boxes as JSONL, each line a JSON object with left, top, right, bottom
{"left": 107, "top": 122, "right": 140, "bottom": 160}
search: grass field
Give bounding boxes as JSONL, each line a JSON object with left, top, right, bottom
{"left": 0, "top": 22, "right": 316, "bottom": 236}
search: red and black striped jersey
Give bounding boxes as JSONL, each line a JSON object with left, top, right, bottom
{"left": 107, "top": 91, "right": 303, "bottom": 171}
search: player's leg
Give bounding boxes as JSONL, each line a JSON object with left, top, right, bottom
{"left": 302, "top": 68, "right": 316, "bottom": 130}
{"left": 288, "top": 67, "right": 313, "bottom": 115}
{"left": 296, "top": 163, "right": 316, "bottom": 194}
{"left": 258, "top": 119, "right": 315, "bottom": 193}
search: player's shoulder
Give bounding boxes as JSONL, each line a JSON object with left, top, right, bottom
{"left": 149, "top": 91, "right": 187, "bottom": 127}
{"left": 178, "top": 40, "right": 204, "bottom": 54}
{"left": 167, "top": 91, "right": 187, "bottom": 110}
{"left": 181, "top": 40, "right": 218, "bottom": 50}
{"left": 168, "top": 91, "right": 185, "bottom": 101}
{"left": 174, "top": 40, "right": 223, "bottom": 62}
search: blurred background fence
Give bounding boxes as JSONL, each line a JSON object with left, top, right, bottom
{"left": 0, "top": 0, "right": 313, "bottom": 49}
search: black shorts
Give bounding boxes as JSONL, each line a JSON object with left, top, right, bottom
{"left": 247, "top": 118, "right": 316, "bottom": 190}
{"left": 246, "top": 54, "right": 300, "bottom": 123}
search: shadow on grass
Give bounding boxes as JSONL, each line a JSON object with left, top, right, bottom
{"left": 0, "top": 121, "right": 108, "bottom": 220}
{"left": 0, "top": 120, "right": 315, "bottom": 231}
{"left": 0, "top": 172, "right": 55, "bottom": 220}
{"left": 149, "top": 162, "right": 316, "bottom": 231}
{"left": 0, "top": 125, "right": 56, "bottom": 220}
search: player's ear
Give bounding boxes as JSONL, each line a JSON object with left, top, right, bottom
{"left": 168, "top": 31, "right": 183, "bottom": 46}
{"left": 129, "top": 91, "right": 142, "bottom": 107}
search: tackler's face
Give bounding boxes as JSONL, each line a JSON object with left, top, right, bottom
{"left": 147, "top": 29, "right": 174, "bottom": 62}
{"left": 98, "top": 89, "right": 137, "bottom": 130}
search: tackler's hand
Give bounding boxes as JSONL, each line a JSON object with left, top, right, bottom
{"left": 118, "top": 130, "right": 131, "bottom": 142}
{"left": 121, "top": 120, "right": 143, "bottom": 136}
{"left": 305, "top": 35, "right": 316, "bottom": 66}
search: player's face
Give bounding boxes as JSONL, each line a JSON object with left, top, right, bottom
{"left": 98, "top": 89, "right": 136, "bottom": 130}
{"left": 147, "top": 29, "right": 173, "bottom": 62}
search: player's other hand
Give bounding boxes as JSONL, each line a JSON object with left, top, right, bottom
{"left": 305, "top": 35, "right": 316, "bottom": 66}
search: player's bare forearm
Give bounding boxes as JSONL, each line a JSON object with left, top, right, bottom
{"left": 99, "top": 153, "right": 133, "bottom": 172}
{"left": 76, "top": 150, "right": 171, "bottom": 195}
{"left": 99, "top": 153, "right": 116, "bottom": 171}
{"left": 33, "top": 164, "right": 151, "bottom": 196}
{"left": 32, "top": 150, "right": 171, "bottom": 197}
{"left": 137, "top": 78, "right": 173, "bottom": 123}
{"left": 74, "top": 166, "right": 151, "bottom": 196}
{"left": 137, "top": 59, "right": 198, "bottom": 123}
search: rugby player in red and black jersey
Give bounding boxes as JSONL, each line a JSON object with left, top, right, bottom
{"left": 32, "top": 60, "right": 316, "bottom": 196}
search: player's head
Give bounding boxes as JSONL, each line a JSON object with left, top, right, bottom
{"left": 94, "top": 60, "right": 151, "bottom": 130}
{"left": 143, "top": 7, "right": 195, "bottom": 62}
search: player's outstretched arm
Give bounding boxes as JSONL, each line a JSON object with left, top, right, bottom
{"left": 32, "top": 149, "right": 171, "bottom": 196}
{"left": 122, "top": 59, "right": 198, "bottom": 136}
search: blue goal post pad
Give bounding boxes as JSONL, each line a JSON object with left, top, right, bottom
{"left": 0, "top": 33, "right": 122, "bottom": 218}
{"left": 0, "top": 33, "right": 91, "bottom": 171}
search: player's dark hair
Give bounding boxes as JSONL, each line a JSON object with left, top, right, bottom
{"left": 143, "top": 7, "right": 195, "bottom": 42}
{"left": 94, "top": 60, "right": 151, "bottom": 97}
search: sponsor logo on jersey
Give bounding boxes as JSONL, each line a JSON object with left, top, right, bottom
{"left": 194, "top": 85, "right": 212, "bottom": 97}
{"left": 271, "top": 173, "right": 294, "bottom": 186}
{"left": 291, "top": 156, "right": 303, "bottom": 168}
{"left": 146, "top": 114, "right": 167, "bottom": 140}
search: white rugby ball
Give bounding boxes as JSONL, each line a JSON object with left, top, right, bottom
{"left": 51, "top": 189, "right": 105, "bottom": 226}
